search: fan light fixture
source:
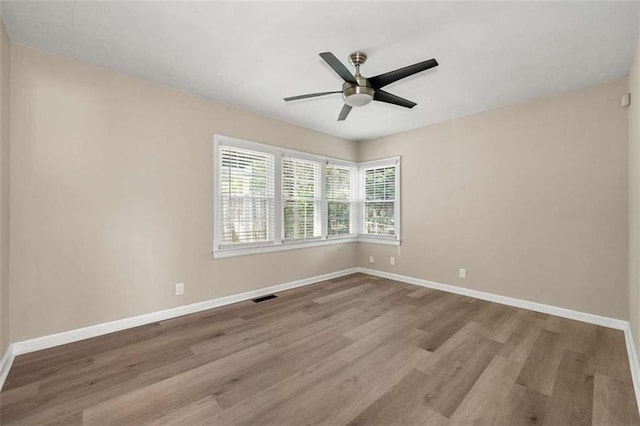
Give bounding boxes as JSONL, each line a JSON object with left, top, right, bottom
{"left": 344, "top": 91, "right": 374, "bottom": 107}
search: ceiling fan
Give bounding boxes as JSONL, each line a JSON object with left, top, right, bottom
{"left": 284, "top": 51, "right": 438, "bottom": 121}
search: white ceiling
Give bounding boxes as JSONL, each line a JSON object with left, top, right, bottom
{"left": 2, "top": 1, "right": 639, "bottom": 141}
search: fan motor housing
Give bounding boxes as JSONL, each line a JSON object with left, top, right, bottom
{"left": 343, "top": 76, "right": 374, "bottom": 107}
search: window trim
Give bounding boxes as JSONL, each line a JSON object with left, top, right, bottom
{"left": 213, "top": 135, "right": 399, "bottom": 259}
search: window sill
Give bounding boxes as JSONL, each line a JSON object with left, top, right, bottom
{"left": 213, "top": 236, "right": 400, "bottom": 259}
{"left": 357, "top": 237, "right": 401, "bottom": 246}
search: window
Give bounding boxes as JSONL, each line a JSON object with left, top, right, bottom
{"left": 214, "top": 135, "right": 399, "bottom": 258}
{"left": 362, "top": 162, "right": 399, "bottom": 238}
{"left": 326, "top": 164, "right": 356, "bottom": 236}
{"left": 218, "top": 145, "right": 275, "bottom": 246}
{"left": 282, "top": 157, "right": 322, "bottom": 240}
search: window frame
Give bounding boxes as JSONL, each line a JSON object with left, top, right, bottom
{"left": 326, "top": 163, "right": 359, "bottom": 239}
{"left": 215, "top": 139, "right": 277, "bottom": 251}
{"left": 358, "top": 157, "right": 401, "bottom": 244}
{"left": 281, "top": 155, "right": 323, "bottom": 242}
{"left": 213, "top": 135, "right": 399, "bottom": 259}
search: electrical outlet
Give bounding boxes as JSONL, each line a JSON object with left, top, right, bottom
{"left": 175, "top": 282, "right": 184, "bottom": 296}
{"left": 369, "top": 256, "right": 374, "bottom": 264}
{"left": 390, "top": 257, "right": 395, "bottom": 266}
{"left": 459, "top": 268, "right": 467, "bottom": 279}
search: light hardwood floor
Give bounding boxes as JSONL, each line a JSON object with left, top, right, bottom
{"left": 0, "top": 273, "right": 638, "bottom": 425}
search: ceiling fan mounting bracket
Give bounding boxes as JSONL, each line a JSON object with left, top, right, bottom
{"left": 348, "top": 51, "right": 368, "bottom": 67}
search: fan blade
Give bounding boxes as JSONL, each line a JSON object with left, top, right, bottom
{"left": 319, "top": 52, "right": 357, "bottom": 84}
{"left": 373, "top": 90, "right": 417, "bottom": 109}
{"left": 284, "top": 91, "right": 341, "bottom": 102}
{"left": 337, "top": 104, "right": 352, "bottom": 121}
{"left": 369, "top": 58, "right": 438, "bottom": 89}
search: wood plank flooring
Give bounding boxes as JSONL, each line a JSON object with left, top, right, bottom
{"left": 0, "top": 273, "right": 638, "bottom": 425}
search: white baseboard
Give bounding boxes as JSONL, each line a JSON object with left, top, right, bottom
{"left": 623, "top": 323, "right": 640, "bottom": 416}
{"left": 0, "top": 344, "right": 14, "bottom": 391}
{"left": 356, "top": 267, "right": 627, "bottom": 329}
{"left": 0, "top": 267, "right": 358, "bottom": 391}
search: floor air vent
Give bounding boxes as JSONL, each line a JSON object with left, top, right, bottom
{"left": 252, "top": 294, "right": 278, "bottom": 303}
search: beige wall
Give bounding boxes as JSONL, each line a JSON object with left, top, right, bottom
{"left": 358, "top": 79, "right": 629, "bottom": 319}
{"left": 0, "top": 21, "right": 10, "bottom": 353}
{"left": 630, "top": 34, "right": 640, "bottom": 353}
{"left": 9, "top": 44, "right": 357, "bottom": 341}
{"left": 5, "top": 42, "right": 633, "bottom": 343}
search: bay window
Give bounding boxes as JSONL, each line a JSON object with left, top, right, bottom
{"left": 213, "top": 135, "right": 399, "bottom": 258}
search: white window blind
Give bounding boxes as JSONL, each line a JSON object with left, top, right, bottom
{"left": 218, "top": 145, "right": 275, "bottom": 246}
{"left": 326, "top": 164, "right": 356, "bottom": 236}
{"left": 282, "top": 157, "right": 322, "bottom": 240}
{"left": 363, "top": 164, "right": 397, "bottom": 237}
